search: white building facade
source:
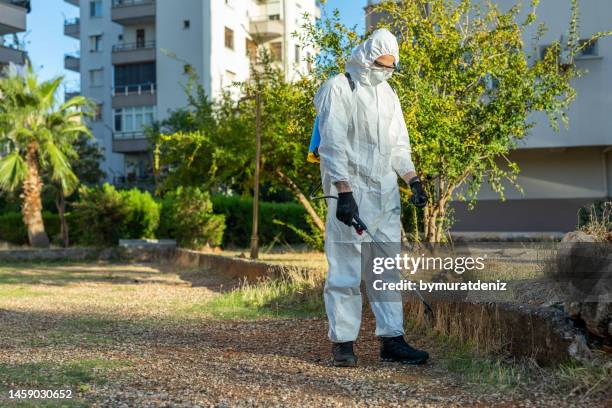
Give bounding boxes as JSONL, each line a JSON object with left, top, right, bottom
{"left": 366, "top": 0, "right": 612, "bottom": 233}
{"left": 64, "top": 0, "right": 319, "bottom": 186}
{"left": 0, "top": 0, "right": 30, "bottom": 73}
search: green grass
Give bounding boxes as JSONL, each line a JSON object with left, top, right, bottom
{"left": 187, "top": 271, "right": 326, "bottom": 320}
{"left": 0, "top": 358, "right": 130, "bottom": 406}
{"left": 0, "top": 286, "right": 53, "bottom": 299}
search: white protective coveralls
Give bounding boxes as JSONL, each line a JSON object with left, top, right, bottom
{"left": 314, "top": 29, "right": 416, "bottom": 342}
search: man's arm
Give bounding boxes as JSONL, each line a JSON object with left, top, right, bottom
{"left": 391, "top": 97, "right": 428, "bottom": 207}
{"left": 317, "top": 82, "right": 351, "bottom": 191}
{"left": 389, "top": 98, "right": 416, "bottom": 179}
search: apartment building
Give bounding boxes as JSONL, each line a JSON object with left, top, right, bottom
{"left": 0, "top": 0, "right": 30, "bottom": 73}
{"left": 64, "top": 0, "right": 319, "bottom": 186}
{"left": 366, "top": 0, "right": 612, "bottom": 233}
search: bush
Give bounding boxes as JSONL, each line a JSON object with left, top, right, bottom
{"left": 578, "top": 201, "right": 612, "bottom": 241}
{"left": 0, "top": 211, "right": 67, "bottom": 246}
{"left": 71, "top": 184, "right": 161, "bottom": 246}
{"left": 158, "top": 187, "right": 226, "bottom": 248}
{"left": 71, "top": 184, "right": 129, "bottom": 246}
{"left": 211, "top": 195, "right": 310, "bottom": 248}
{"left": 122, "top": 188, "right": 160, "bottom": 239}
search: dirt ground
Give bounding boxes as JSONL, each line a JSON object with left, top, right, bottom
{"left": 0, "top": 262, "right": 609, "bottom": 407}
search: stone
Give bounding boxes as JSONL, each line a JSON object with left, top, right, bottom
{"left": 567, "top": 334, "right": 593, "bottom": 362}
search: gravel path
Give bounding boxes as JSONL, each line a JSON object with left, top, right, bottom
{"left": 0, "top": 262, "right": 609, "bottom": 407}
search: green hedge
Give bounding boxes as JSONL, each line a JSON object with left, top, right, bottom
{"left": 211, "top": 195, "right": 309, "bottom": 247}
{"left": 1, "top": 193, "right": 312, "bottom": 248}
{"left": 0, "top": 211, "right": 68, "bottom": 246}
{"left": 71, "top": 184, "right": 160, "bottom": 246}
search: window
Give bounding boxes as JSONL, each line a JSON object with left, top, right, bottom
{"left": 270, "top": 42, "right": 282, "bottom": 62}
{"left": 269, "top": 14, "right": 280, "bottom": 21}
{"left": 136, "top": 29, "right": 145, "bottom": 48}
{"left": 224, "top": 27, "right": 234, "bottom": 50}
{"left": 294, "top": 45, "right": 300, "bottom": 64}
{"left": 90, "top": 0, "right": 102, "bottom": 18}
{"left": 183, "top": 20, "right": 190, "bottom": 29}
{"left": 578, "top": 39, "right": 598, "bottom": 58}
{"left": 89, "top": 34, "right": 102, "bottom": 52}
{"left": 93, "top": 103, "right": 103, "bottom": 121}
{"left": 113, "top": 106, "right": 156, "bottom": 134}
{"left": 114, "top": 63, "right": 156, "bottom": 89}
{"left": 246, "top": 38, "right": 257, "bottom": 60}
{"left": 89, "top": 69, "right": 104, "bottom": 87}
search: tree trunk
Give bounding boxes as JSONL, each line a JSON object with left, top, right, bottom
{"left": 22, "top": 142, "right": 50, "bottom": 248}
{"left": 424, "top": 198, "right": 449, "bottom": 243}
{"left": 275, "top": 169, "right": 326, "bottom": 233}
{"left": 56, "top": 189, "right": 69, "bottom": 248}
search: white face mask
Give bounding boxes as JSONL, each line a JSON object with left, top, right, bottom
{"left": 368, "top": 69, "right": 393, "bottom": 86}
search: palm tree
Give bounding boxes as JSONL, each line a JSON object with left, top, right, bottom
{"left": 0, "top": 65, "right": 92, "bottom": 247}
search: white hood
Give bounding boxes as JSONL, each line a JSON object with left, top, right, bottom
{"left": 345, "top": 28, "right": 399, "bottom": 87}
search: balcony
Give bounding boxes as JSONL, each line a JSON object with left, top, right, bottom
{"left": 64, "top": 53, "right": 80, "bottom": 72}
{"left": 112, "top": 131, "right": 150, "bottom": 153}
{"left": 64, "top": 89, "right": 80, "bottom": 101}
{"left": 64, "top": 0, "right": 79, "bottom": 6}
{"left": 249, "top": 17, "right": 284, "bottom": 42}
{"left": 111, "top": 0, "right": 156, "bottom": 25}
{"left": 0, "top": 1, "right": 28, "bottom": 35}
{"left": 64, "top": 17, "right": 80, "bottom": 39}
{"left": 112, "top": 41, "right": 156, "bottom": 65}
{"left": 0, "top": 43, "right": 26, "bottom": 66}
{"left": 111, "top": 83, "right": 156, "bottom": 108}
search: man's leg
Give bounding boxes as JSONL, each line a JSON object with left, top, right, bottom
{"left": 367, "top": 212, "right": 405, "bottom": 338}
{"left": 324, "top": 240, "right": 363, "bottom": 342}
{"left": 367, "top": 210, "right": 429, "bottom": 365}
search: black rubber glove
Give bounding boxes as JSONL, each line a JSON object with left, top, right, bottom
{"left": 336, "top": 192, "right": 359, "bottom": 226}
{"left": 409, "top": 177, "right": 428, "bottom": 208}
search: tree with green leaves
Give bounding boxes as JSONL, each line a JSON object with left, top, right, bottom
{"left": 153, "top": 50, "right": 327, "bottom": 237}
{"left": 305, "top": 0, "right": 610, "bottom": 242}
{"left": 0, "top": 65, "right": 92, "bottom": 247}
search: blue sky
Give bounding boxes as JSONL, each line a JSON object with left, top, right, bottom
{"left": 24, "top": 0, "right": 367, "bottom": 87}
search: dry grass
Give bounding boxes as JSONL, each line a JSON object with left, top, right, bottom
{"left": 221, "top": 250, "right": 328, "bottom": 271}
{"left": 579, "top": 201, "right": 612, "bottom": 241}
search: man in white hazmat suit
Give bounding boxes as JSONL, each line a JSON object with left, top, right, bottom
{"left": 314, "top": 28, "right": 429, "bottom": 367}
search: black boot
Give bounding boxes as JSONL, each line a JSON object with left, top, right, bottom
{"left": 380, "top": 336, "right": 429, "bottom": 365}
{"left": 332, "top": 341, "right": 358, "bottom": 367}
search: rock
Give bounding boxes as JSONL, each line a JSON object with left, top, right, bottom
{"left": 567, "top": 334, "right": 593, "bottom": 362}
{"left": 561, "top": 231, "right": 597, "bottom": 243}
{"left": 556, "top": 230, "right": 612, "bottom": 352}
{"left": 565, "top": 301, "right": 582, "bottom": 318}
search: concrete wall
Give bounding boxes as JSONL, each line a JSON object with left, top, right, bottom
{"left": 473, "top": 147, "right": 609, "bottom": 200}
{"left": 452, "top": 146, "right": 610, "bottom": 232}
{"left": 156, "top": 0, "right": 205, "bottom": 121}
{"left": 79, "top": 0, "right": 124, "bottom": 180}
{"left": 494, "top": 0, "right": 612, "bottom": 149}
{"left": 209, "top": 0, "right": 251, "bottom": 98}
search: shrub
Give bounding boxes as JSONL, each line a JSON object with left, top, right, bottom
{"left": 122, "top": 188, "right": 160, "bottom": 239}
{"left": 71, "top": 184, "right": 161, "bottom": 246}
{"left": 71, "top": 184, "right": 130, "bottom": 246}
{"left": 211, "top": 195, "right": 310, "bottom": 247}
{"left": 0, "top": 212, "right": 27, "bottom": 245}
{"left": 578, "top": 201, "right": 612, "bottom": 241}
{"left": 0, "top": 211, "right": 67, "bottom": 246}
{"left": 158, "top": 187, "right": 225, "bottom": 248}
